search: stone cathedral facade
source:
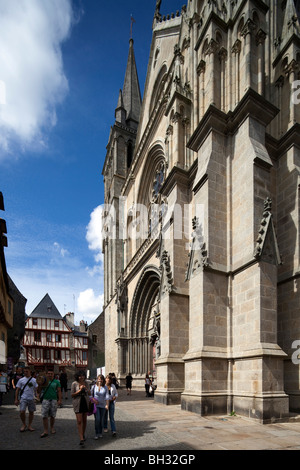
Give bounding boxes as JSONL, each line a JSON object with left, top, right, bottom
{"left": 102, "top": 0, "right": 300, "bottom": 422}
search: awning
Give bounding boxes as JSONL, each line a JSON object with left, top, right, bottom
{"left": 0, "top": 340, "right": 6, "bottom": 364}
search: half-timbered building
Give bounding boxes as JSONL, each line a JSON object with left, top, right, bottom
{"left": 0, "top": 192, "right": 14, "bottom": 366}
{"left": 23, "top": 294, "right": 72, "bottom": 371}
{"left": 63, "top": 313, "right": 89, "bottom": 370}
{"left": 73, "top": 322, "right": 89, "bottom": 369}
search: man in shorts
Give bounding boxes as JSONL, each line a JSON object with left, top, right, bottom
{"left": 38, "top": 370, "right": 62, "bottom": 437}
{"left": 15, "top": 366, "right": 38, "bottom": 432}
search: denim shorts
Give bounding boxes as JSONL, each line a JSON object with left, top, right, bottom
{"left": 41, "top": 399, "right": 58, "bottom": 418}
{"left": 20, "top": 398, "right": 36, "bottom": 413}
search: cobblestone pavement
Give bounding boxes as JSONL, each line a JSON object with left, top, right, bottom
{"left": 1, "top": 388, "right": 300, "bottom": 451}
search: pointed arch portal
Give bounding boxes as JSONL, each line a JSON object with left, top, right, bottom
{"left": 121, "top": 266, "right": 160, "bottom": 378}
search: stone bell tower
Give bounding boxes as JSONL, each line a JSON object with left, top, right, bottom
{"left": 102, "top": 34, "right": 142, "bottom": 369}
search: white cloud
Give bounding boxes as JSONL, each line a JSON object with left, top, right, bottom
{"left": 9, "top": 262, "right": 103, "bottom": 324}
{"left": 6, "top": 213, "right": 104, "bottom": 325}
{"left": 86, "top": 265, "right": 102, "bottom": 277}
{"left": 77, "top": 288, "right": 104, "bottom": 321}
{"left": 74, "top": 206, "right": 105, "bottom": 322}
{"left": 53, "top": 241, "right": 70, "bottom": 258}
{"left": 86, "top": 205, "right": 103, "bottom": 264}
{"left": 0, "top": 0, "right": 75, "bottom": 155}
{"left": 0, "top": 80, "right": 6, "bottom": 106}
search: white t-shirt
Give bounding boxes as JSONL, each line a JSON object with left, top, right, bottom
{"left": 17, "top": 376, "right": 38, "bottom": 400}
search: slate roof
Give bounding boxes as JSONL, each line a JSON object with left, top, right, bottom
{"left": 72, "top": 327, "right": 88, "bottom": 337}
{"left": 29, "top": 293, "right": 62, "bottom": 319}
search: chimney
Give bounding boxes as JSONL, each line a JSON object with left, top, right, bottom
{"left": 66, "top": 312, "right": 74, "bottom": 328}
{"left": 80, "top": 320, "right": 87, "bottom": 332}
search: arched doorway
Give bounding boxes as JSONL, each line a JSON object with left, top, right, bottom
{"left": 128, "top": 266, "right": 161, "bottom": 379}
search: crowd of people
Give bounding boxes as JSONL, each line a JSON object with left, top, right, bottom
{"left": 0, "top": 365, "right": 156, "bottom": 446}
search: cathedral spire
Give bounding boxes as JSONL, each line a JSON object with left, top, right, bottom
{"left": 122, "top": 37, "right": 142, "bottom": 129}
{"left": 281, "top": 0, "right": 300, "bottom": 45}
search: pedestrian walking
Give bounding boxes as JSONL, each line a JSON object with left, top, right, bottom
{"left": 92, "top": 375, "right": 109, "bottom": 439}
{"left": 145, "top": 374, "right": 152, "bottom": 397}
{"left": 0, "top": 368, "right": 8, "bottom": 414}
{"left": 125, "top": 372, "right": 133, "bottom": 395}
{"left": 59, "top": 368, "right": 68, "bottom": 401}
{"left": 71, "top": 370, "right": 91, "bottom": 446}
{"left": 104, "top": 374, "right": 118, "bottom": 437}
{"left": 38, "top": 370, "right": 62, "bottom": 438}
{"left": 14, "top": 366, "right": 38, "bottom": 432}
{"left": 11, "top": 366, "right": 23, "bottom": 391}
{"left": 110, "top": 372, "right": 119, "bottom": 389}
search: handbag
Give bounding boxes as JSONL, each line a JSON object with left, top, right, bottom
{"left": 88, "top": 385, "right": 97, "bottom": 416}
{"left": 88, "top": 399, "right": 97, "bottom": 415}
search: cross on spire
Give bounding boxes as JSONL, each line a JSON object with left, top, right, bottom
{"left": 130, "top": 15, "right": 136, "bottom": 39}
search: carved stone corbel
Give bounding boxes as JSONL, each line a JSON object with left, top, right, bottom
{"left": 231, "top": 39, "right": 241, "bottom": 55}
{"left": 197, "top": 59, "right": 206, "bottom": 75}
{"left": 205, "top": 38, "right": 219, "bottom": 56}
{"left": 241, "top": 18, "right": 256, "bottom": 38}
{"left": 256, "top": 29, "right": 267, "bottom": 46}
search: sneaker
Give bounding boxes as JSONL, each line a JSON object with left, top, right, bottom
{"left": 104, "top": 428, "right": 108, "bottom": 433}
{"left": 94, "top": 436, "right": 99, "bottom": 440}
{"left": 112, "top": 432, "right": 116, "bottom": 437}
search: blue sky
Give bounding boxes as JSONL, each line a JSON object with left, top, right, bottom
{"left": 0, "top": 0, "right": 184, "bottom": 323}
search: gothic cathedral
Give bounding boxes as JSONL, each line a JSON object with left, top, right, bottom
{"left": 102, "top": 0, "right": 300, "bottom": 422}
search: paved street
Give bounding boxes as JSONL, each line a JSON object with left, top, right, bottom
{"left": 1, "top": 387, "right": 300, "bottom": 452}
